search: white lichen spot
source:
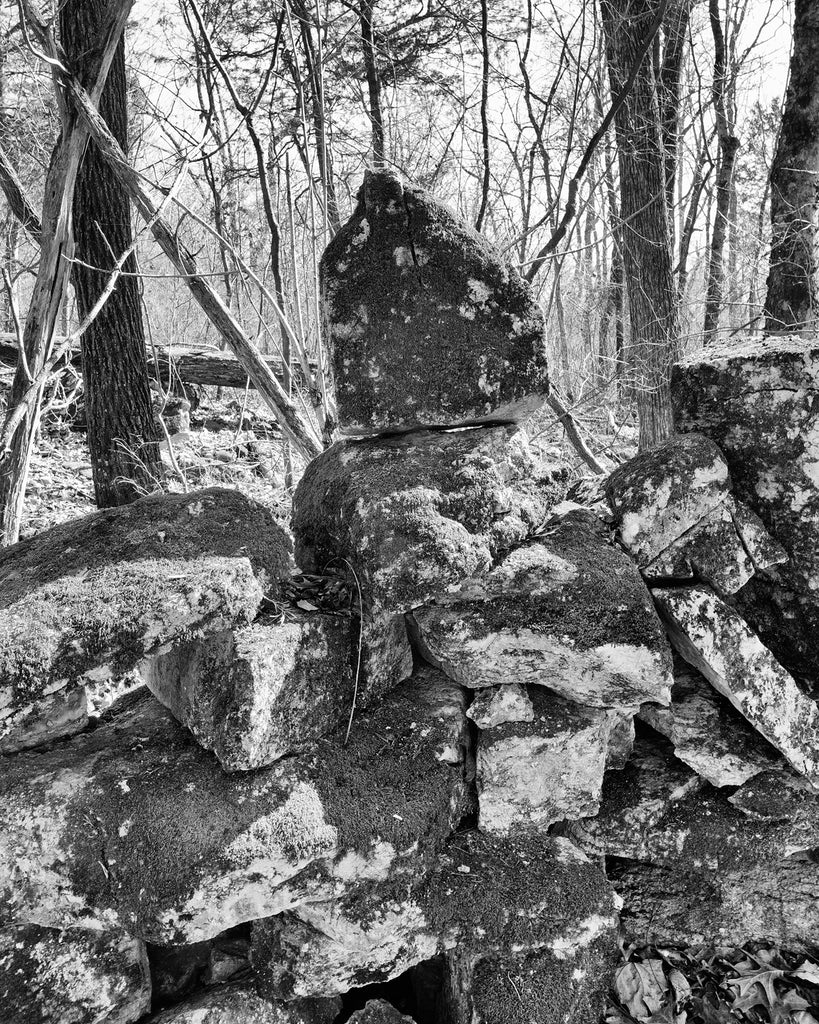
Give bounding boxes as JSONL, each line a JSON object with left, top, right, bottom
{"left": 352, "top": 219, "right": 370, "bottom": 246}
{"left": 394, "top": 246, "right": 415, "bottom": 267}
{"left": 187, "top": 500, "right": 205, "bottom": 517}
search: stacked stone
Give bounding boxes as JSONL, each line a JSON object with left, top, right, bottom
{"left": 281, "top": 170, "right": 677, "bottom": 1022}
{"left": 595, "top": 423, "right": 819, "bottom": 950}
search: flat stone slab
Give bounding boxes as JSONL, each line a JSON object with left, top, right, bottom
{"left": 412, "top": 510, "right": 672, "bottom": 709}
{"left": 141, "top": 608, "right": 409, "bottom": 771}
{"left": 605, "top": 433, "right": 730, "bottom": 565}
{"left": 639, "top": 658, "right": 782, "bottom": 787}
{"left": 292, "top": 425, "right": 566, "bottom": 613}
{"left": 476, "top": 689, "right": 612, "bottom": 835}
{"left": 252, "top": 832, "right": 616, "bottom": 1005}
{"left": 0, "top": 924, "right": 150, "bottom": 1024}
{"left": 149, "top": 984, "right": 339, "bottom": 1024}
{"left": 0, "top": 488, "right": 291, "bottom": 755}
{"left": 322, "top": 169, "right": 550, "bottom": 435}
{"left": 0, "top": 669, "right": 466, "bottom": 943}
{"left": 672, "top": 335, "right": 819, "bottom": 679}
{"left": 729, "top": 768, "right": 819, "bottom": 856}
{"left": 653, "top": 584, "right": 819, "bottom": 786}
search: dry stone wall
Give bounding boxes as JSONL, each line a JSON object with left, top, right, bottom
{"left": 3, "top": 172, "right": 819, "bottom": 1023}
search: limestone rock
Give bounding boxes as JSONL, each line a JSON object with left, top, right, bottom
{"left": 322, "top": 169, "right": 550, "bottom": 435}
{"left": 0, "top": 669, "right": 467, "bottom": 943}
{"left": 412, "top": 510, "right": 672, "bottom": 709}
{"left": 0, "top": 488, "right": 291, "bottom": 755}
{"left": 639, "top": 658, "right": 782, "bottom": 787}
{"left": 605, "top": 711, "right": 635, "bottom": 770}
{"left": 0, "top": 924, "right": 150, "bottom": 1024}
{"left": 653, "top": 585, "right": 819, "bottom": 786}
{"left": 729, "top": 768, "right": 819, "bottom": 856}
{"left": 672, "top": 335, "right": 819, "bottom": 680}
{"left": 148, "top": 984, "right": 340, "bottom": 1024}
{"left": 141, "top": 610, "right": 359, "bottom": 771}
{"left": 292, "top": 425, "right": 566, "bottom": 613}
{"left": 443, "top": 942, "right": 616, "bottom": 1024}
{"left": 347, "top": 1001, "right": 414, "bottom": 1023}
{"left": 605, "top": 433, "right": 730, "bottom": 564}
{"left": 611, "top": 855, "right": 819, "bottom": 952}
{"left": 467, "top": 683, "right": 534, "bottom": 729}
{"left": 566, "top": 738, "right": 789, "bottom": 873}
{"left": 253, "top": 832, "right": 616, "bottom": 1005}
{"left": 476, "top": 689, "right": 611, "bottom": 835}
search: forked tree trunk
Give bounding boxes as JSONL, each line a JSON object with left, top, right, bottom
{"left": 765, "top": 0, "right": 819, "bottom": 334}
{"left": 600, "top": 0, "right": 678, "bottom": 449}
{"left": 61, "top": 0, "right": 163, "bottom": 507}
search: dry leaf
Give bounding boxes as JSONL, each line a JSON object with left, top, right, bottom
{"left": 614, "top": 960, "right": 669, "bottom": 1021}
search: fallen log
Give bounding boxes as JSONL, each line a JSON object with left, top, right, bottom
{"left": 0, "top": 336, "right": 316, "bottom": 392}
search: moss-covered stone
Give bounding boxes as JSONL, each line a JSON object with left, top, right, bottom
{"left": 292, "top": 425, "right": 566, "bottom": 612}
{"left": 605, "top": 433, "right": 730, "bottom": 564}
{"left": 0, "top": 924, "right": 150, "bottom": 1024}
{"left": 0, "top": 488, "right": 292, "bottom": 755}
{"left": 0, "top": 670, "right": 466, "bottom": 944}
{"left": 412, "top": 510, "right": 672, "bottom": 709}
{"left": 148, "top": 983, "right": 340, "bottom": 1023}
{"left": 322, "top": 169, "right": 550, "bottom": 435}
{"left": 672, "top": 335, "right": 819, "bottom": 681}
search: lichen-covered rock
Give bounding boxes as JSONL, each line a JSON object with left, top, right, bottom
{"left": 467, "top": 683, "right": 533, "bottom": 729}
{"left": 322, "top": 169, "right": 550, "bottom": 435}
{"left": 0, "top": 669, "right": 467, "bottom": 943}
{"left": 148, "top": 984, "right": 340, "bottom": 1024}
{"left": 347, "top": 1001, "right": 414, "bottom": 1024}
{"left": 141, "top": 610, "right": 359, "bottom": 771}
{"left": 653, "top": 585, "right": 819, "bottom": 786}
{"left": 0, "top": 924, "right": 150, "bottom": 1024}
{"left": 476, "top": 689, "right": 611, "bottom": 835}
{"left": 605, "top": 711, "right": 636, "bottom": 770}
{"left": 605, "top": 433, "right": 730, "bottom": 564}
{"left": 292, "top": 425, "right": 566, "bottom": 613}
{"left": 729, "top": 768, "right": 819, "bottom": 856}
{"left": 639, "top": 658, "right": 782, "bottom": 787}
{"left": 253, "top": 832, "right": 616, "bottom": 1011}
{"left": 412, "top": 511, "right": 672, "bottom": 709}
{"left": 672, "top": 336, "right": 819, "bottom": 679}
{"left": 611, "top": 855, "right": 819, "bottom": 952}
{"left": 0, "top": 488, "right": 291, "bottom": 755}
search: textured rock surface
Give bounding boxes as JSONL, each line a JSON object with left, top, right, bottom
{"left": 605, "top": 433, "right": 730, "bottom": 564}
{"left": 149, "top": 984, "right": 340, "bottom": 1023}
{"left": 476, "top": 688, "right": 611, "bottom": 835}
{"left": 292, "top": 425, "right": 566, "bottom": 612}
{"left": 0, "top": 924, "right": 150, "bottom": 1024}
{"left": 672, "top": 336, "right": 819, "bottom": 679}
{"left": 0, "top": 669, "right": 467, "bottom": 943}
{"left": 0, "top": 488, "right": 291, "bottom": 755}
{"left": 412, "top": 510, "right": 672, "bottom": 709}
{"left": 729, "top": 768, "right": 819, "bottom": 856}
{"left": 322, "top": 169, "right": 550, "bottom": 435}
{"left": 347, "top": 1001, "right": 414, "bottom": 1023}
{"left": 654, "top": 585, "right": 819, "bottom": 786}
{"left": 253, "top": 832, "right": 616, "bottom": 1006}
{"left": 467, "top": 683, "right": 533, "bottom": 729}
{"left": 639, "top": 658, "right": 782, "bottom": 787}
{"left": 611, "top": 855, "right": 819, "bottom": 951}
{"left": 141, "top": 610, "right": 358, "bottom": 771}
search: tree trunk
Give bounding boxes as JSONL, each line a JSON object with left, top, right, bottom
{"left": 359, "top": 0, "right": 385, "bottom": 167}
{"left": 703, "top": 0, "right": 740, "bottom": 343}
{"left": 764, "top": 0, "right": 819, "bottom": 334}
{"left": 61, "top": 0, "right": 162, "bottom": 507}
{"left": 600, "top": 0, "right": 678, "bottom": 449}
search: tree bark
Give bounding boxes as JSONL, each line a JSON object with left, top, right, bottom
{"left": 764, "top": 0, "right": 819, "bottom": 334}
{"left": 359, "top": 0, "right": 385, "bottom": 167}
{"left": 61, "top": 0, "right": 162, "bottom": 507}
{"left": 600, "top": 0, "right": 678, "bottom": 450}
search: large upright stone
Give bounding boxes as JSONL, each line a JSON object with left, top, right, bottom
{"left": 672, "top": 336, "right": 819, "bottom": 679}
{"left": 322, "top": 170, "right": 550, "bottom": 435}
{"left": 0, "top": 488, "right": 291, "bottom": 754}
{"left": 412, "top": 510, "right": 672, "bottom": 709}
{"left": 292, "top": 425, "right": 565, "bottom": 612}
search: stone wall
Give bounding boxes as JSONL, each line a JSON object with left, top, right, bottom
{"left": 3, "top": 172, "right": 819, "bottom": 1024}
